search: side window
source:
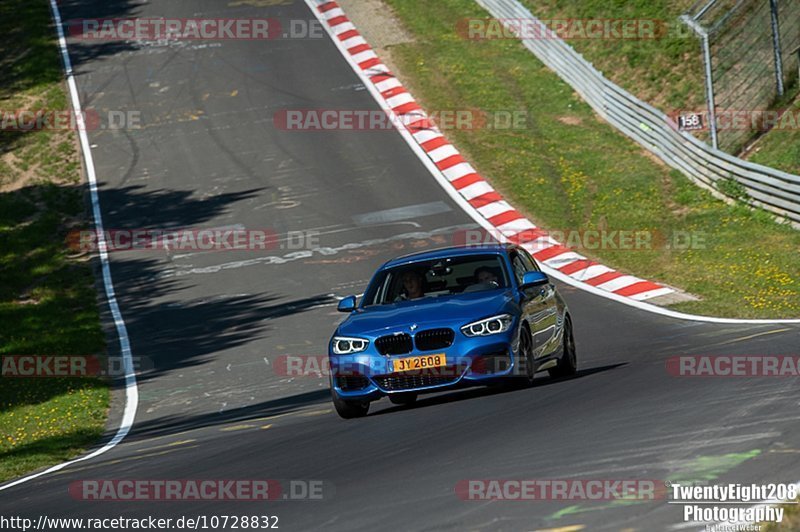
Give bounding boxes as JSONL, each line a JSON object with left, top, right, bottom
{"left": 372, "top": 273, "right": 393, "bottom": 305}
{"left": 519, "top": 248, "right": 540, "bottom": 272}
{"left": 509, "top": 252, "right": 528, "bottom": 284}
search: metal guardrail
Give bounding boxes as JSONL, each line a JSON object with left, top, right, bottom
{"left": 475, "top": 0, "right": 800, "bottom": 226}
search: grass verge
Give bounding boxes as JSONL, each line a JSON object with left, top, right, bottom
{"left": 382, "top": 0, "right": 800, "bottom": 318}
{"left": 519, "top": 0, "right": 703, "bottom": 112}
{"left": 0, "top": 0, "right": 109, "bottom": 482}
{"left": 764, "top": 499, "right": 800, "bottom": 531}
{"left": 747, "top": 95, "right": 800, "bottom": 175}
{"left": 519, "top": 0, "right": 800, "bottom": 174}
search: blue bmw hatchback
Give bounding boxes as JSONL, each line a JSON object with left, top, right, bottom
{"left": 329, "top": 244, "right": 577, "bottom": 418}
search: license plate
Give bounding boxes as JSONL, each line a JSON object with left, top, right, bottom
{"left": 392, "top": 353, "right": 446, "bottom": 372}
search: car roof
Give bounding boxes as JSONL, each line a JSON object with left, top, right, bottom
{"left": 381, "top": 244, "right": 514, "bottom": 270}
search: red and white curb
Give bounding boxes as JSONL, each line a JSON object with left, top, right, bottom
{"left": 310, "top": 0, "right": 672, "bottom": 302}
{"left": 306, "top": 0, "right": 800, "bottom": 324}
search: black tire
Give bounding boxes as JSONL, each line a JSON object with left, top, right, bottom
{"left": 514, "top": 325, "right": 536, "bottom": 386}
{"left": 331, "top": 378, "right": 369, "bottom": 419}
{"left": 389, "top": 393, "right": 417, "bottom": 406}
{"left": 549, "top": 316, "right": 577, "bottom": 378}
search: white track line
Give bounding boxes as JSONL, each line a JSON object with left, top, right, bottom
{"left": 306, "top": 0, "right": 800, "bottom": 325}
{"left": 0, "top": 0, "right": 140, "bottom": 491}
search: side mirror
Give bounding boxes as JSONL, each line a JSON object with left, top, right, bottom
{"left": 337, "top": 295, "right": 357, "bottom": 313}
{"left": 520, "top": 271, "right": 549, "bottom": 290}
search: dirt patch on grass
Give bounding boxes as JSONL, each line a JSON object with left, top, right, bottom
{"left": 337, "top": 0, "right": 415, "bottom": 74}
{"left": 556, "top": 115, "right": 582, "bottom": 126}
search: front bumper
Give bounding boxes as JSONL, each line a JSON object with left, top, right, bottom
{"left": 329, "top": 328, "right": 520, "bottom": 400}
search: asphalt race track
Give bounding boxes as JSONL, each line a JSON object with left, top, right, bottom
{"left": 2, "top": 1, "right": 799, "bottom": 530}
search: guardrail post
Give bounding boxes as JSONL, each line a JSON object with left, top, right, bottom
{"left": 769, "top": 0, "right": 785, "bottom": 96}
{"left": 681, "top": 15, "right": 719, "bottom": 150}
{"left": 701, "top": 33, "right": 719, "bottom": 149}
{"left": 794, "top": 45, "right": 800, "bottom": 83}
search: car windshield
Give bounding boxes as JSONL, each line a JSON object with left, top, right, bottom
{"left": 363, "top": 254, "right": 509, "bottom": 306}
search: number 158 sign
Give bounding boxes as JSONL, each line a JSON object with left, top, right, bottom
{"left": 677, "top": 113, "right": 705, "bottom": 131}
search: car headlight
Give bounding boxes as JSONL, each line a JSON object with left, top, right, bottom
{"left": 461, "top": 314, "right": 513, "bottom": 337}
{"left": 331, "top": 336, "right": 370, "bottom": 355}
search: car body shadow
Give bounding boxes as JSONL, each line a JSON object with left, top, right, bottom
{"left": 367, "top": 362, "right": 628, "bottom": 416}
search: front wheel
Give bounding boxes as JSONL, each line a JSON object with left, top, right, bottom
{"left": 331, "top": 378, "right": 369, "bottom": 418}
{"left": 511, "top": 325, "right": 535, "bottom": 387}
{"left": 549, "top": 316, "right": 577, "bottom": 378}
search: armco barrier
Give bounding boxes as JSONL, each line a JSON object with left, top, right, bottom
{"left": 476, "top": 0, "right": 800, "bottom": 227}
